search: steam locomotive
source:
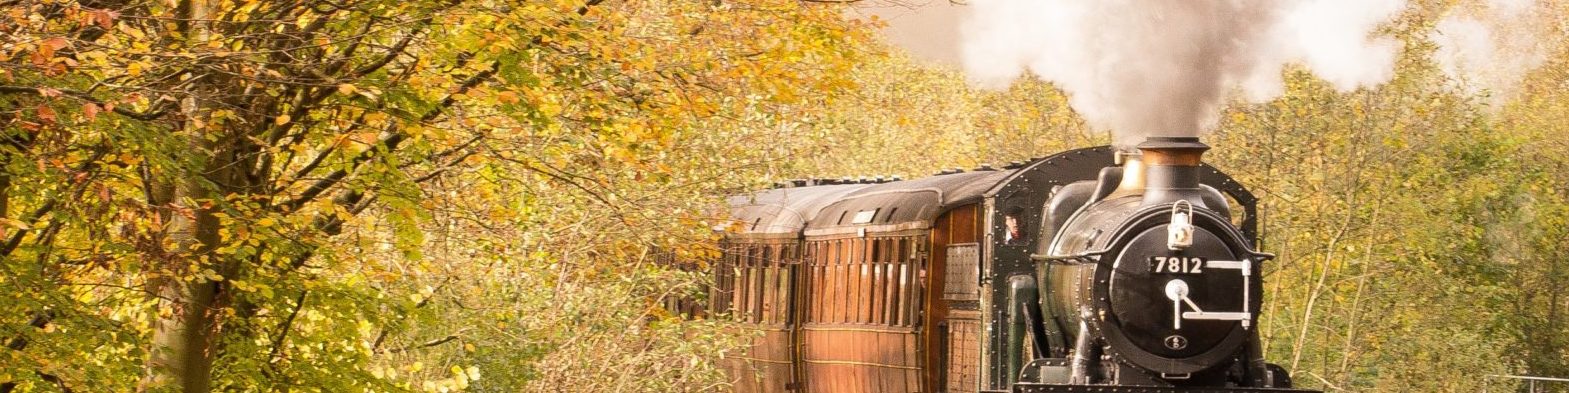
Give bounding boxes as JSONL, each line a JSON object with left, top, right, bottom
{"left": 707, "top": 138, "right": 1313, "bottom": 392}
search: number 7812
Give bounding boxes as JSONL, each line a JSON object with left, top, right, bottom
{"left": 1150, "top": 256, "right": 1205, "bottom": 274}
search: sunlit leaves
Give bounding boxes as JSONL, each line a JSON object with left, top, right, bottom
{"left": 1, "top": 0, "right": 873, "bottom": 391}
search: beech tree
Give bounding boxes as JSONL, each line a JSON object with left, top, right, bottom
{"left": 3, "top": 0, "right": 1566, "bottom": 392}
{"left": 0, "top": 0, "right": 868, "bottom": 390}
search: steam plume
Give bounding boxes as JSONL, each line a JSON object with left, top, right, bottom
{"left": 961, "top": 0, "right": 1405, "bottom": 146}
{"left": 1431, "top": 0, "right": 1559, "bottom": 106}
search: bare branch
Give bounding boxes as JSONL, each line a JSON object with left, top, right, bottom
{"left": 266, "top": 291, "right": 308, "bottom": 367}
{"left": 387, "top": 335, "right": 459, "bottom": 353}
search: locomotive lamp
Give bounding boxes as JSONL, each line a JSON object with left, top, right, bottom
{"left": 1168, "top": 200, "right": 1195, "bottom": 250}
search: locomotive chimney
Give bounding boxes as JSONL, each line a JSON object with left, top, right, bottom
{"left": 1138, "top": 136, "right": 1211, "bottom": 208}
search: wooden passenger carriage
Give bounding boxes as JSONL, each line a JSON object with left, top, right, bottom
{"left": 710, "top": 146, "right": 1258, "bottom": 393}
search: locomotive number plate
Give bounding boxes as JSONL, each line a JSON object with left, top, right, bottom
{"left": 1150, "top": 256, "right": 1206, "bottom": 274}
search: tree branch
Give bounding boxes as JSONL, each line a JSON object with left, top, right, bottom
{"left": 0, "top": 85, "right": 171, "bottom": 121}
{"left": 387, "top": 335, "right": 458, "bottom": 353}
{"left": 266, "top": 290, "right": 308, "bottom": 367}
{"left": 0, "top": 311, "right": 58, "bottom": 393}
{"left": 281, "top": 61, "right": 500, "bottom": 212}
{"left": 0, "top": 147, "right": 109, "bottom": 258}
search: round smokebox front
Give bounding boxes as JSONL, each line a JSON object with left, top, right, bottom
{"left": 1095, "top": 217, "right": 1250, "bottom": 374}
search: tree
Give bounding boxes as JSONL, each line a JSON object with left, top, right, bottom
{"left": 0, "top": 0, "right": 871, "bottom": 390}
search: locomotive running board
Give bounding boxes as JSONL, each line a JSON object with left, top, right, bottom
{"left": 1011, "top": 384, "right": 1320, "bottom": 393}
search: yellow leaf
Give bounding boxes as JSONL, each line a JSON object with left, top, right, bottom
{"left": 275, "top": 114, "right": 290, "bottom": 125}
{"left": 337, "top": 83, "right": 356, "bottom": 95}
{"left": 0, "top": 218, "right": 30, "bottom": 230}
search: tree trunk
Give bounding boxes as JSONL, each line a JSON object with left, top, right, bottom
{"left": 141, "top": 120, "right": 252, "bottom": 391}
{"left": 142, "top": 114, "right": 232, "bottom": 392}
{"left": 141, "top": 2, "right": 231, "bottom": 390}
{"left": 143, "top": 259, "right": 222, "bottom": 392}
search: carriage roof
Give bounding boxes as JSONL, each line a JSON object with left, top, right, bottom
{"left": 800, "top": 169, "right": 1014, "bottom": 236}
{"left": 725, "top": 183, "right": 871, "bottom": 237}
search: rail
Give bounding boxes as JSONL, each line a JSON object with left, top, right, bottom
{"left": 1482, "top": 374, "right": 1569, "bottom": 393}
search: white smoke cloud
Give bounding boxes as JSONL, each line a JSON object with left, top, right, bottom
{"left": 1431, "top": 0, "right": 1557, "bottom": 106}
{"left": 961, "top": 0, "right": 1405, "bottom": 146}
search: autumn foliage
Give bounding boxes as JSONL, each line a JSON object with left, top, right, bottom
{"left": 1, "top": 0, "right": 1568, "bottom": 392}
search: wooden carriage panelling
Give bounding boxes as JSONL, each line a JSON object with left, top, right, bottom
{"left": 707, "top": 147, "right": 1130, "bottom": 393}
{"left": 713, "top": 164, "right": 1098, "bottom": 392}
{"left": 930, "top": 204, "right": 983, "bottom": 393}
{"left": 716, "top": 238, "right": 800, "bottom": 393}
{"left": 799, "top": 172, "right": 1006, "bottom": 393}
{"left": 799, "top": 233, "right": 926, "bottom": 393}
{"left": 718, "top": 184, "right": 869, "bottom": 393}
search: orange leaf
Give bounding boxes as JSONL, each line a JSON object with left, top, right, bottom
{"left": 94, "top": 10, "right": 116, "bottom": 29}
{"left": 36, "top": 104, "right": 56, "bottom": 124}
{"left": 82, "top": 103, "right": 100, "bottom": 121}
{"left": 42, "top": 37, "right": 68, "bottom": 50}
{"left": 497, "top": 91, "right": 520, "bottom": 104}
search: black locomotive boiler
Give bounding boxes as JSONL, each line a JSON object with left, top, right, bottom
{"left": 708, "top": 137, "right": 1313, "bottom": 393}
{"left": 1018, "top": 137, "right": 1300, "bottom": 392}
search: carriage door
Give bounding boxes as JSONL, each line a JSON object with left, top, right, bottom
{"left": 717, "top": 239, "right": 802, "bottom": 393}
{"left": 931, "top": 204, "right": 983, "bottom": 393}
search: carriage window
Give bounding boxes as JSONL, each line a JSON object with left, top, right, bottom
{"left": 886, "top": 238, "right": 902, "bottom": 325}
{"left": 751, "top": 245, "right": 765, "bottom": 323}
{"left": 735, "top": 253, "right": 749, "bottom": 320}
{"left": 864, "top": 239, "right": 876, "bottom": 324}
{"left": 871, "top": 242, "right": 885, "bottom": 325}
{"left": 812, "top": 242, "right": 824, "bottom": 324}
{"left": 759, "top": 264, "right": 771, "bottom": 324}
{"left": 853, "top": 238, "right": 865, "bottom": 324}
{"left": 840, "top": 237, "right": 853, "bottom": 323}
{"left": 830, "top": 240, "right": 843, "bottom": 324}
{"left": 713, "top": 249, "right": 734, "bottom": 316}
{"left": 759, "top": 262, "right": 774, "bottom": 324}
{"left": 907, "top": 238, "right": 917, "bottom": 320}
{"left": 776, "top": 263, "right": 791, "bottom": 324}
{"left": 813, "top": 242, "right": 825, "bottom": 323}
